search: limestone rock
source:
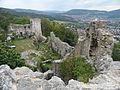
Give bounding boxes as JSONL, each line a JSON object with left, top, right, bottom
{"left": 42, "top": 76, "right": 66, "bottom": 90}
{"left": 1, "top": 64, "right": 120, "bottom": 90}
{"left": 67, "top": 79, "right": 93, "bottom": 90}
{"left": 0, "top": 65, "right": 16, "bottom": 90}
{"left": 17, "top": 77, "right": 36, "bottom": 90}
{"left": 44, "top": 70, "right": 54, "bottom": 80}
{"left": 21, "top": 49, "right": 41, "bottom": 67}
{"left": 14, "top": 67, "right": 44, "bottom": 79}
{"left": 95, "top": 54, "right": 113, "bottom": 72}
{"left": 48, "top": 32, "right": 74, "bottom": 57}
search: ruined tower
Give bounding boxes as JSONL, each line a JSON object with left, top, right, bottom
{"left": 9, "top": 18, "right": 45, "bottom": 41}
{"left": 30, "top": 18, "right": 42, "bottom": 39}
{"left": 75, "top": 20, "right": 114, "bottom": 72}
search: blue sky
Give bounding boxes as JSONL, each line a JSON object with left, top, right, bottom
{"left": 0, "top": 0, "right": 120, "bottom": 11}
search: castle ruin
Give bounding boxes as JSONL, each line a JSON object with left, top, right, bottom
{"left": 9, "top": 18, "right": 46, "bottom": 41}
{"left": 53, "top": 20, "right": 114, "bottom": 77}
{"left": 74, "top": 20, "right": 114, "bottom": 72}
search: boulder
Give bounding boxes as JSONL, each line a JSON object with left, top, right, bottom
{"left": 42, "top": 76, "right": 66, "bottom": 90}
{"left": 44, "top": 70, "right": 54, "bottom": 80}
{"left": 0, "top": 65, "right": 16, "bottom": 90}
{"left": 67, "top": 79, "right": 93, "bottom": 90}
{"left": 14, "top": 67, "right": 44, "bottom": 79}
{"left": 17, "top": 77, "right": 36, "bottom": 90}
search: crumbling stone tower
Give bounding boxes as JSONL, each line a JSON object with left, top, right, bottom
{"left": 75, "top": 20, "right": 114, "bottom": 72}
{"left": 9, "top": 18, "right": 46, "bottom": 41}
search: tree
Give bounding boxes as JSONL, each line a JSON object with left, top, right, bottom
{"left": 13, "top": 17, "right": 30, "bottom": 24}
{"left": 60, "top": 55, "right": 95, "bottom": 83}
{"left": 112, "top": 43, "right": 120, "bottom": 61}
{"left": 41, "top": 18, "right": 78, "bottom": 46}
{"left": 0, "top": 41, "right": 25, "bottom": 69}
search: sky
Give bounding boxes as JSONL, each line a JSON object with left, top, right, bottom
{"left": 0, "top": 0, "right": 120, "bottom": 11}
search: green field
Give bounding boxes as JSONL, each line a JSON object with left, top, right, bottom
{"left": 13, "top": 38, "right": 35, "bottom": 52}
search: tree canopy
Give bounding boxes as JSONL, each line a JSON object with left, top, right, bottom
{"left": 112, "top": 43, "right": 120, "bottom": 61}
{"left": 0, "top": 41, "right": 25, "bottom": 69}
{"left": 41, "top": 18, "right": 78, "bottom": 46}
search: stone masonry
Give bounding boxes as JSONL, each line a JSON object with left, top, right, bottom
{"left": 48, "top": 32, "right": 74, "bottom": 57}
{"left": 74, "top": 20, "right": 114, "bottom": 72}
{"left": 9, "top": 18, "right": 46, "bottom": 41}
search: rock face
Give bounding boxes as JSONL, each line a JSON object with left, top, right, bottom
{"left": 21, "top": 49, "right": 41, "bottom": 66}
{"left": 48, "top": 32, "right": 74, "bottom": 57}
{"left": 0, "top": 65, "right": 16, "bottom": 90}
{"left": 75, "top": 20, "right": 114, "bottom": 72}
{"left": 1, "top": 64, "right": 120, "bottom": 90}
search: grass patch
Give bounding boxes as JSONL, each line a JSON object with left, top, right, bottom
{"left": 12, "top": 38, "right": 35, "bottom": 52}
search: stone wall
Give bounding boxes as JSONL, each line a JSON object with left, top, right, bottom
{"left": 48, "top": 32, "right": 74, "bottom": 57}
{"left": 75, "top": 20, "right": 114, "bottom": 72}
{"left": 9, "top": 24, "right": 32, "bottom": 36}
{"left": 9, "top": 18, "right": 46, "bottom": 41}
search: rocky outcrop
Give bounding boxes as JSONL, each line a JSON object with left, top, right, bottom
{"left": 75, "top": 20, "right": 114, "bottom": 72}
{"left": 1, "top": 64, "right": 120, "bottom": 90}
{"left": 21, "top": 49, "right": 41, "bottom": 67}
{"left": 48, "top": 32, "right": 74, "bottom": 57}
{"left": 0, "top": 65, "right": 16, "bottom": 90}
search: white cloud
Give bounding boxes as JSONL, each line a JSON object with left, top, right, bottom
{"left": 0, "top": 0, "right": 120, "bottom": 11}
{"left": 90, "top": 5, "right": 120, "bottom": 11}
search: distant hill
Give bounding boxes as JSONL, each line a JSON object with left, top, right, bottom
{"left": 1, "top": 7, "right": 120, "bottom": 23}
{"left": 14, "top": 9, "right": 65, "bottom": 15}
{"left": 64, "top": 9, "right": 120, "bottom": 19}
{"left": 0, "top": 8, "right": 75, "bottom": 22}
{"left": 108, "top": 9, "right": 120, "bottom": 18}
{"left": 64, "top": 9, "right": 107, "bottom": 15}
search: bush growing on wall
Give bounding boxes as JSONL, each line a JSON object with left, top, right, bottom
{"left": 112, "top": 43, "right": 120, "bottom": 61}
{"left": 13, "top": 17, "right": 30, "bottom": 24}
{"left": 60, "top": 55, "right": 95, "bottom": 83}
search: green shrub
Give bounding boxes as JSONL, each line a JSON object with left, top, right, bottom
{"left": 0, "top": 12, "right": 14, "bottom": 41}
{"left": 0, "top": 41, "right": 25, "bottom": 69}
{"left": 37, "top": 57, "right": 49, "bottom": 72}
{"left": 112, "top": 43, "right": 120, "bottom": 61}
{"left": 13, "top": 17, "right": 30, "bottom": 24}
{"left": 41, "top": 18, "right": 78, "bottom": 46}
{"left": 60, "top": 55, "right": 95, "bottom": 83}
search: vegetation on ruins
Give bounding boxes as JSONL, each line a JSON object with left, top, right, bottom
{"left": 41, "top": 18, "right": 78, "bottom": 46}
{"left": 12, "top": 17, "right": 30, "bottom": 24}
{"left": 0, "top": 41, "right": 25, "bottom": 69}
{"left": 37, "top": 42, "right": 60, "bottom": 72}
{"left": 112, "top": 43, "right": 120, "bottom": 61}
{"left": 60, "top": 55, "right": 95, "bottom": 83}
{"left": 13, "top": 38, "right": 60, "bottom": 72}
